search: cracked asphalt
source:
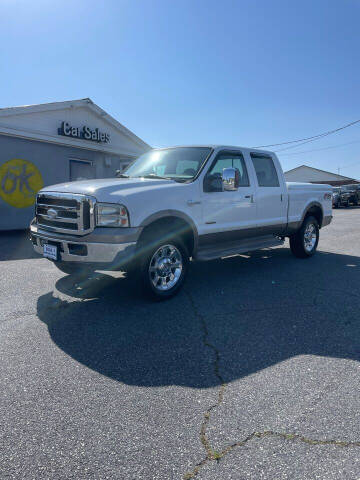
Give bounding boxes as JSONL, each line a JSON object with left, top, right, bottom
{"left": 1, "top": 207, "right": 360, "bottom": 479}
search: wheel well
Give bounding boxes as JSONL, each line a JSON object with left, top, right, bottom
{"left": 305, "top": 205, "right": 323, "bottom": 227}
{"left": 138, "top": 216, "right": 195, "bottom": 256}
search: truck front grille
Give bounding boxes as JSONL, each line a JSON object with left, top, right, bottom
{"left": 36, "top": 192, "right": 95, "bottom": 235}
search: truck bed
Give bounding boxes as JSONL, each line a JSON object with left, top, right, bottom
{"left": 286, "top": 182, "right": 332, "bottom": 228}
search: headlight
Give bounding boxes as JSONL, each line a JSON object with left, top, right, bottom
{"left": 96, "top": 203, "right": 129, "bottom": 227}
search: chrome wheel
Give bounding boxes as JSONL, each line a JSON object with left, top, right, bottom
{"left": 304, "top": 223, "right": 317, "bottom": 252}
{"left": 149, "top": 244, "right": 183, "bottom": 291}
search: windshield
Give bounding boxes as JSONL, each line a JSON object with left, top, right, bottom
{"left": 123, "top": 147, "right": 212, "bottom": 181}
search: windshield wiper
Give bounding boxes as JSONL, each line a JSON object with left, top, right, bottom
{"left": 141, "top": 174, "right": 170, "bottom": 180}
{"left": 117, "top": 173, "right": 130, "bottom": 178}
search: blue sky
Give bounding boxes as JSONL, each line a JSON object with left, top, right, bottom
{"left": 1, "top": 0, "right": 360, "bottom": 178}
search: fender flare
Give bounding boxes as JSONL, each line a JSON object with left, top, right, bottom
{"left": 140, "top": 209, "right": 199, "bottom": 254}
{"left": 300, "top": 201, "right": 324, "bottom": 227}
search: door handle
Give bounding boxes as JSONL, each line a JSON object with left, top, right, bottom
{"left": 244, "top": 194, "right": 254, "bottom": 203}
{"left": 187, "top": 200, "right": 201, "bottom": 206}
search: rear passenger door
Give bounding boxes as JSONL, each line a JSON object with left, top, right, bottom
{"left": 249, "top": 153, "right": 287, "bottom": 233}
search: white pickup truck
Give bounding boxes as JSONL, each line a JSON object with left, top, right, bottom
{"left": 30, "top": 146, "right": 332, "bottom": 298}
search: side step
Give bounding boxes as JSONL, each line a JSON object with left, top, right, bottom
{"left": 195, "top": 235, "right": 284, "bottom": 261}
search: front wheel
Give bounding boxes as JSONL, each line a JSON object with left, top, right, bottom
{"left": 140, "top": 240, "right": 189, "bottom": 300}
{"left": 290, "top": 216, "right": 319, "bottom": 258}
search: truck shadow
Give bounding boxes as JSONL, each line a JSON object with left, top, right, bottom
{"left": 0, "top": 230, "right": 39, "bottom": 261}
{"left": 36, "top": 247, "right": 360, "bottom": 388}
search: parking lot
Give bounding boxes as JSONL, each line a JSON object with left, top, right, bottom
{"left": 1, "top": 207, "right": 360, "bottom": 479}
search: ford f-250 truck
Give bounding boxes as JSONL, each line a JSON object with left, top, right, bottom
{"left": 30, "top": 146, "right": 332, "bottom": 299}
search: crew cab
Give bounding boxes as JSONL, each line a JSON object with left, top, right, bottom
{"left": 30, "top": 146, "right": 333, "bottom": 299}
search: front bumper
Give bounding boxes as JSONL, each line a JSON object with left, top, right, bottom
{"left": 322, "top": 215, "right": 333, "bottom": 227}
{"left": 30, "top": 220, "right": 140, "bottom": 267}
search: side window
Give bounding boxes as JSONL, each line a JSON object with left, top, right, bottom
{"left": 251, "top": 154, "right": 280, "bottom": 187}
{"left": 206, "top": 153, "right": 250, "bottom": 187}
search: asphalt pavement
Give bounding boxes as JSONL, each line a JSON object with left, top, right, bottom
{"left": 1, "top": 207, "right": 360, "bottom": 479}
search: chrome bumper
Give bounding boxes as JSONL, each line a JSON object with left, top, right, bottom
{"left": 30, "top": 222, "right": 137, "bottom": 265}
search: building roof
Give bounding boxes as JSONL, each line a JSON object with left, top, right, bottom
{"left": 284, "top": 164, "right": 356, "bottom": 181}
{"left": 0, "top": 98, "right": 150, "bottom": 155}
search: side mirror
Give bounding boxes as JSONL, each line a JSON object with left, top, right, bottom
{"left": 222, "top": 167, "right": 239, "bottom": 191}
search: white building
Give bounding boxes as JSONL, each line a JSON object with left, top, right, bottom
{"left": 0, "top": 98, "right": 150, "bottom": 230}
{"left": 284, "top": 165, "right": 358, "bottom": 186}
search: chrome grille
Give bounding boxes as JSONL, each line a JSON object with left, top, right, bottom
{"left": 36, "top": 192, "right": 95, "bottom": 235}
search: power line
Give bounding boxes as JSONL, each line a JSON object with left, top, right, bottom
{"left": 339, "top": 160, "right": 360, "bottom": 171}
{"left": 252, "top": 119, "right": 360, "bottom": 149}
{"left": 277, "top": 140, "right": 360, "bottom": 156}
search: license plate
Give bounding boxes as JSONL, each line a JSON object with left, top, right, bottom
{"left": 43, "top": 244, "right": 58, "bottom": 260}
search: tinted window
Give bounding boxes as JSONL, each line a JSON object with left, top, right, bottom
{"left": 208, "top": 153, "right": 250, "bottom": 187}
{"left": 251, "top": 154, "right": 280, "bottom": 187}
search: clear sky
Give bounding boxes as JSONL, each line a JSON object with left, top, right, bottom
{"left": 1, "top": 0, "right": 360, "bottom": 179}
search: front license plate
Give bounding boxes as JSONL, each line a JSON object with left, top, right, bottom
{"left": 43, "top": 244, "right": 58, "bottom": 260}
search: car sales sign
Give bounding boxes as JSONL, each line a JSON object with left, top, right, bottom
{"left": 58, "top": 121, "right": 110, "bottom": 143}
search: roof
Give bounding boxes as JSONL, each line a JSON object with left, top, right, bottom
{"left": 152, "top": 144, "right": 275, "bottom": 155}
{"left": 284, "top": 164, "right": 355, "bottom": 181}
{"left": 0, "top": 98, "right": 150, "bottom": 150}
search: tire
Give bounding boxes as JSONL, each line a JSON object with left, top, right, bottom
{"left": 139, "top": 239, "right": 189, "bottom": 300}
{"left": 53, "top": 261, "right": 94, "bottom": 277}
{"left": 290, "top": 216, "right": 319, "bottom": 259}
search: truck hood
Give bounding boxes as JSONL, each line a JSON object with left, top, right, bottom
{"left": 40, "top": 177, "right": 178, "bottom": 202}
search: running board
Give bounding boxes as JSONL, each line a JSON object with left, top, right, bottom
{"left": 195, "top": 235, "right": 284, "bottom": 261}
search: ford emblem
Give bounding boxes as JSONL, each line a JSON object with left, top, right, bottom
{"left": 47, "top": 208, "right": 58, "bottom": 219}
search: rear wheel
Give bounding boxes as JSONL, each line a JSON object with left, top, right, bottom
{"left": 139, "top": 239, "right": 189, "bottom": 300}
{"left": 290, "top": 216, "right": 319, "bottom": 258}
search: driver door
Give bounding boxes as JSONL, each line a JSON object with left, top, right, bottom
{"left": 200, "top": 150, "right": 257, "bottom": 239}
